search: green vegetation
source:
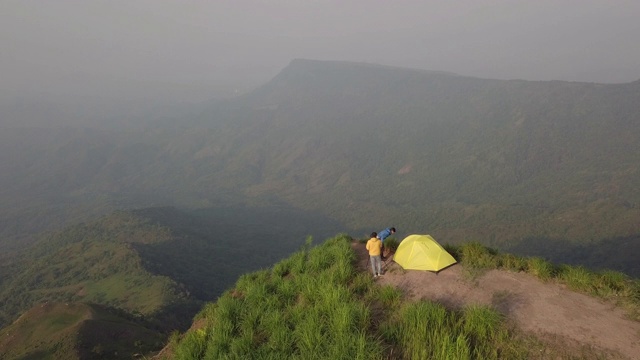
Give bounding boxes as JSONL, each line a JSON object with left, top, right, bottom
{"left": 0, "top": 303, "right": 164, "bottom": 360}
{"left": 165, "top": 235, "right": 531, "bottom": 359}
{"left": 0, "top": 207, "right": 328, "bottom": 358}
{"left": 450, "top": 242, "right": 640, "bottom": 320}
{"left": 0, "top": 206, "right": 326, "bottom": 330}
{"left": 4, "top": 228, "right": 637, "bottom": 359}
{"left": 383, "top": 237, "right": 400, "bottom": 252}
{"left": 1, "top": 60, "right": 640, "bottom": 279}
{"left": 170, "top": 235, "right": 385, "bottom": 359}
{"left": 0, "top": 211, "right": 194, "bottom": 330}
{"left": 1, "top": 59, "right": 640, "bottom": 357}
{"left": 164, "top": 235, "right": 639, "bottom": 359}
{"left": 381, "top": 303, "right": 517, "bottom": 359}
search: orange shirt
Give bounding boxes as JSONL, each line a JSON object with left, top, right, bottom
{"left": 366, "top": 237, "right": 382, "bottom": 256}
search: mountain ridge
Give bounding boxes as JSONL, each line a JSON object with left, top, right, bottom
{"left": 203, "top": 59, "right": 640, "bottom": 245}
{"left": 160, "top": 235, "right": 640, "bottom": 359}
{"left": 0, "top": 302, "right": 164, "bottom": 359}
{"left": 0, "top": 59, "right": 638, "bottom": 275}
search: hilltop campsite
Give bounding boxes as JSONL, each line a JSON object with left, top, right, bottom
{"left": 2, "top": 2, "right": 640, "bottom": 358}
{"left": 157, "top": 235, "right": 640, "bottom": 360}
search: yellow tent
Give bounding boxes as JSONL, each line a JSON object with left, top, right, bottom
{"left": 393, "top": 234, "right": 457, "bottom": 272}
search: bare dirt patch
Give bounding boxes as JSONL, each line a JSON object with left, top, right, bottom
{"left": 352, "top": 242, "right": 640, "bottom": 359}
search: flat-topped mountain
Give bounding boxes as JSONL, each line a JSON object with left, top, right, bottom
{"left": 1, "top": 59, "right": 638, "bottom": 275}
{"left": 1, "top": 58, "right": 639, "bottom": 355}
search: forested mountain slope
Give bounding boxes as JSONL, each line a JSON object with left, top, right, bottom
{"left": 214, "top": 60, "right": 640, "bottom": 230}
{"left": 0, "top": 207, "right": 317, "bottom": 329}
{"left": 1, "top": 60, "right": 638, "bottom": 275}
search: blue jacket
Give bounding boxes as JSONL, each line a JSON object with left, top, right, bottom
{"left": 377, "top": 228, "right": 393, "bottom": 242}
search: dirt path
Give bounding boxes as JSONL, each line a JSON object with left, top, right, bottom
{"left": 352, "top": 242, "right": 640, "bottom": 359}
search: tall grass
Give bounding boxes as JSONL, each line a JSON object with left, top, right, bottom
{"left": 380, "top": 302, "right": 522, "bottom": 360}
{"left": 377, "top": 285, "right": 402, "bottom": 308}
{"left": 383, "top": 237, "right": 400, "bottom": 252}
{"left": 557, "top": 265, "right": 637, "bottom": 300}
{"left": 498, "top": 253, "right": 528, "bottom": 272}
{"left": 456, "top": 242, "right": 500, "bottom": 269}
{"left": 171, "top": 234, "right": 384, "bottom": 359}
{"left": 525, "top": 257, "right": 555, "bottom": 281}
{"left": 168, "top": 236, "right": 640, "bottom": 359}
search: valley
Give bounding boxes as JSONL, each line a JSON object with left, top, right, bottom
{"left": 1, "top": 59, "right": 639, "bottom": 358}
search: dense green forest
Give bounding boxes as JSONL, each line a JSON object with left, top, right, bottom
{"left": 1, "top": 61, "right": 638, "bottom": 278}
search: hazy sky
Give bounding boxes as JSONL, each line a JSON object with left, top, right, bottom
{"left": 2, "top": 0, "right": 639, "bottom": 102}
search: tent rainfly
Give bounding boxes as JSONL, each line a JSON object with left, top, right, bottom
{"left": 393, "top": 234, "right": 457, "bottom": 272}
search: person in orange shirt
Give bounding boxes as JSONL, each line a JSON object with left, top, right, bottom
{"left": 366, "top": 232, "right": 383, "bottom": 277}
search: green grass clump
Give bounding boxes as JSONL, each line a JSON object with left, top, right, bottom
{"left": 383, "top": 237, "right": 400, "bottom": 252}
{"left": 457, "top": 242, "right": 500, "bottom": 269}
{"left": 498, "top": 253, "right": 528, "bottom": 272}
{"left": 172, "top": 328, "right": 208, "bottom": 359}
{"left": 526, "top": 257, "right": 555, "bottom": 281}
{"left": 557, "top": 266, "right": 636, "bottom": 300}
{"left": 380, "top": 302, "right": 523, "bottom": 360}
{"left": 377, "top": 285, "right": 402, "bottom": 308}
{"left": 595, "top": 270, "right": 628, "bottom": 294}
{"left": 557, "top": 265, "right": 593, "bottom": 291}
{"left": 171, "top": 234, "right": 384, "bottom": 359}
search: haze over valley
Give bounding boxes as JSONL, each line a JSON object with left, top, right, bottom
{"left": 1, "top": 1, "right": 639, "bottom": 359}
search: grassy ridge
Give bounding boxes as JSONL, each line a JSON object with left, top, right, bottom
{"left": 0, "top": 302, "right": 164, "bottom": 360}
{"left": 0, "top": 206, "right": 331, "bottom": 358}
{"left": 165, "top": 235, "right": 640, "bottom": 359}
{"left": 0, "top": 211, "right": 194, "bottom": 330}
{"left": 164, "top": 235, "right": 529, "bottom": 359}
{"left": 0, "top": 206, "right": 328, "bottom": 331}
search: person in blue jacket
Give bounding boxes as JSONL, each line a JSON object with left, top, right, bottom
{"left": 377, "top": 227, "right": 396, "bottom": 260}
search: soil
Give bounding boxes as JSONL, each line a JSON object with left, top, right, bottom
{"left": 352, "top": 242, "right": 640, "bottom": 360}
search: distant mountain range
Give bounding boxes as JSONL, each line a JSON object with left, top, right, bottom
{"left": 1, "top": 59, "right": 639, "bottom": 358}
{"left": 1, "top": 59, "right": 638, "bottom": 268}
